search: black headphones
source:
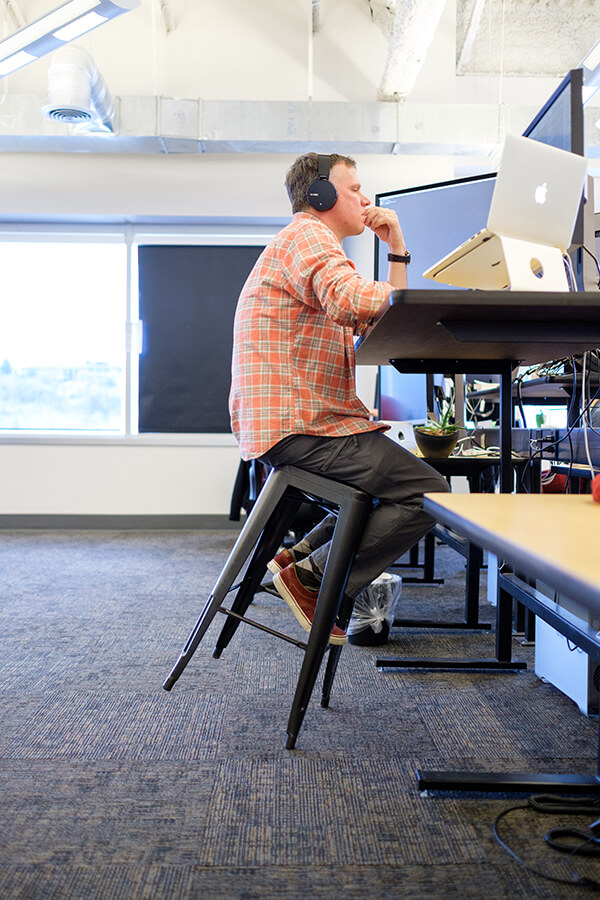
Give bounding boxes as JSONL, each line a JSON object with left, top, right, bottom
{"left": 306, "top": 154, "right": 337, "bottom": 211}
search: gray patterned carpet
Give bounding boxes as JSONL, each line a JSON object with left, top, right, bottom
{"left": 1, "top": 529, "right": 600, "bottom": 898}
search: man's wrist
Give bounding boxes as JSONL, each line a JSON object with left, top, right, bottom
{"left": 388, "top": 250, "right": 410, "bottom": 264}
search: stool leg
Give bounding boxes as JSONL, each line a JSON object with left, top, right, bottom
{"left": 286, "top": 497, "right": 370, "bottom": 748}
{"left": 162, "top": 468, "right": 288, "bottom": 691}
{"left": 212, "top": 495, "right": 302, "bottom": 657}
{"left": 321, "top": 645, "right": 342, "bottom": 708}
{"left": 321, "top": 593, "right": 355, "bottom": 707}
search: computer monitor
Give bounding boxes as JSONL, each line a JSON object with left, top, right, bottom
{"left": 523, "top": 68, "right": 584, "bottom": 155}
{"left": 523, "top": 68, "right": 585, "bottom": 248}
{"left": 374, "top": 173, "right": 496, "bottom": 289}
{"left": 373, "top": 173, "right": 496, "bottom": 422}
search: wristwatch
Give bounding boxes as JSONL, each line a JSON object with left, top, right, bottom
{"left": 388, "top": 251, "right": 410, "bottom": 264}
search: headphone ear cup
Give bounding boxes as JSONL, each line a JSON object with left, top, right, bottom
{"left": 306, "top": 178, "right": 337, "bottom": 211}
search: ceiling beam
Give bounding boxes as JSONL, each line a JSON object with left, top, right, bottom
{"left": 0, "top": 0, "right": 26, "bottom": 31}
{"left": 312, "top": 0, "right": 320, "bottom": 33}
{"left": 157, "top": 0, "right": 173, "bottom": 35}
{"left": 368, "top": 0, "right": 447, "bottom": 100}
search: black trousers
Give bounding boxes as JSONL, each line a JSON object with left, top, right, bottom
{"left": 260, "top": 431, "right": 450, "bottom": 598}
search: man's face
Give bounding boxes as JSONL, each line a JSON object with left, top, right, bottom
{"left": 327, "top": 163, "right": 371, "bottom": 239}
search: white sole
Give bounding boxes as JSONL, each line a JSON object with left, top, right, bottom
{"left": 272, "top": 571, "right": 347, "bottom": 646}
{"left": 267, "top": 558, "right": 283, "bottom": 576}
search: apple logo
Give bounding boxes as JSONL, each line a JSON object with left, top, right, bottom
{"left": 534, "top": 182, "right": 548, "bottom": 205}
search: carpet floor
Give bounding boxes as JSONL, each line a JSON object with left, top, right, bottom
{"left": 1, "top": 529, "right": 599, "bottom": 898}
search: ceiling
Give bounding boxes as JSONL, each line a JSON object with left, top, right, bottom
{"left": 0, "top": 0, "right": 598, "bottom": 157}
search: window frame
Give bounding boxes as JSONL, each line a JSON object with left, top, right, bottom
{"left": 0, "top": 221, "right": 281, "bottom": 447}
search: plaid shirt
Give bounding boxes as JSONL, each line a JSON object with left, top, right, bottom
{"left": 229, "top": 213, "right": 392, "bottom": 460}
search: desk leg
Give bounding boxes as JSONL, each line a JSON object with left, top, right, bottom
{"left": 416, "top": 674, "right": 600, "bottom": 795}
{"left": 499, "top": 360, "right": 514, "bottom": 494}
{"left": 417, "top": 769, "right": 600, "bottom": 794}
{"left": 416, "top": 584, "right": 600, "bottom": 796}
{"left": 376, "top": 552, "right": 526, "bottom": 672}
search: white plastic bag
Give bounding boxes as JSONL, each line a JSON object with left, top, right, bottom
{"left": 348, "top": 572, "right": 401, "bottom": 645}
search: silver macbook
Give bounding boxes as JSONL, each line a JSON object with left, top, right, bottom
{"left": 423, "top": 134, "right": 588, "bottom": 288}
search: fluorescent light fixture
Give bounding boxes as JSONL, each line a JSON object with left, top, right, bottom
{"left": 0, "top": 50, "right": 37, "bottom": 76}
{"left": 582, "top": 85, "right": 600, "bottom": 105}
{"left": 53, "top": 12, "right": 109, "bottom": 43}
{"left": 583, "top": 40, "right": 600, "bottom": 73}
{"left": 0, "top": 0, "right": 140, "bottom": 77}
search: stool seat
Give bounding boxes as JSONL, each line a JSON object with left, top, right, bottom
{"left": 162, "top": 464, "right": 372, "bottom": 748}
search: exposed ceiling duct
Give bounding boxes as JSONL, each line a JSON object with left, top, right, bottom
{"left": 368, "top": 0, "right": 447, "bottom": 100}
{"left": 41, "top": 46, "right": 115, "bottom": 131}
{"left": 0, "top": 93, "right": 549, "bottom": 156}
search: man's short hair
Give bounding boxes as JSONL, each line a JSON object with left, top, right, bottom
{"left": 285, "top": 152, "right": 356, "bottom": 214}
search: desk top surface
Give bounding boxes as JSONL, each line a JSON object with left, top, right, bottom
{"left": 423, "top": 492, "right": 599, "bottom": 611}
{"left": 355, "top": 289, "right": 600, "bottom": 367}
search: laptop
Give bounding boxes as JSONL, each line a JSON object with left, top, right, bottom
{"left": 423, "top": 134, "right": 588, "bottom": 289}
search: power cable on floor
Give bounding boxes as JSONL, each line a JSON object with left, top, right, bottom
{"left": 493, "top": 793, "right": 600, "bottom": 890}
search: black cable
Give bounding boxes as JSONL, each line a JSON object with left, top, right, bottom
{"left": 582, "top": 243, "right": 600, "bottom": 287}
{"left": 493, "top": 794, "right": 600, "bottom": 890}
{"left": 529, "top": 381, "right": 600, "bottom": 460}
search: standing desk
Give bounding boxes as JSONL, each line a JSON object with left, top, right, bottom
{"left": 419, "top": 492, "right": 600, "bottom": 794}
{"left": 355, "top": 289, "right": 600, "bottom": 670}
{"left": 355, "top": 289, "right": 600, "bottom": 492}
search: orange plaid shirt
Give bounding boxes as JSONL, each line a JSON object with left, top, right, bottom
{"left": 229, "top": 213, "right": 392, "bottom": 460}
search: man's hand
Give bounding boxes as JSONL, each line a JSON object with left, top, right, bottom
{"left": 363, "top": 206, "right": 406, "bottom": 254}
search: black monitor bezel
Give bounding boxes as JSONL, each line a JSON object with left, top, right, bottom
{"left": 373, "top": 171, "right": 496, "bottom": 281}
{"left": 523, "top": 67, "right": 585, "bottom": 247}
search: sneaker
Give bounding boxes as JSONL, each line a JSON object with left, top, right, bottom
{"left": 267, "top": 547, "right": 296, "bottom": 575}
{"left": 273, "top": 563, "right": 347, "bottom": 646}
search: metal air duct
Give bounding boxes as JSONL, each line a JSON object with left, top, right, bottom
{"left": 42, "top": 45, "right": 115, "bottom": 131}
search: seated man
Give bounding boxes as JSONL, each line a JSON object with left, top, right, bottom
{"left": 229, "top": 152, "right": 449, "bottom": 644}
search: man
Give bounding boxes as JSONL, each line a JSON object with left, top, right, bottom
{"left": 229, "top": 152, "right": 449, "bottom": 645}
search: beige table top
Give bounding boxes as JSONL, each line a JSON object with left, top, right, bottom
{"left": 423, "top": 492, "right": 600, "bottom": 612}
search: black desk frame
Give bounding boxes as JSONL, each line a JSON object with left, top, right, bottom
{"left": 355, "top": 289, "right": 600, "bottom": 673}
{"left": 417, "top": 557, "right": 600, "bottom": 795}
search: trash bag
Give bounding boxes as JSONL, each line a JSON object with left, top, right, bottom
{"left": 348, "top": 573, "right": 401, "bottom": 646}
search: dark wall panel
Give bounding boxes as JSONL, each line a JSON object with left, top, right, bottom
{"left": 138, "top": 244, "right": 263, "bottom": 433}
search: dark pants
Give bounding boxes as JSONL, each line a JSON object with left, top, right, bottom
{"left": 260, "top": 431, "right": 450, "bottom": 598}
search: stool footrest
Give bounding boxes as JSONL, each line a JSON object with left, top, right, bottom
{"left": 218, "top": 605, "right": 309, "bottom": 650}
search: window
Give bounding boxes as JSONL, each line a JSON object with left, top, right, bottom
{"left": 0, "top": 240, "right": 127, "bottom": 432}
{"left": 0, "top": 223, "right": 279, "bottom": 440}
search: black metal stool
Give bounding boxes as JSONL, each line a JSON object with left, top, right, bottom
{"left": 162, "top": 464, "right": 372, "bottom": 749}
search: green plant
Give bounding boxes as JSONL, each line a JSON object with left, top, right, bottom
{"left": 414, "top": 403, "right": 459, "bottom": 436}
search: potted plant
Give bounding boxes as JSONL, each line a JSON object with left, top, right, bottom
{"left": 413, "top": 403, "right": 460, "bottom": 458}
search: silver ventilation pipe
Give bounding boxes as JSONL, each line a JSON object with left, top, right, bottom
{"left": 42, "top": 46, "right": 115, "bottom": 132}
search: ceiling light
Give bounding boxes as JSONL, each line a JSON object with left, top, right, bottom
{"left": 583, "top": 41, "right": 600, "bottom": 73}
{"left": 0, "top": 0, "right": 140, "bottom": 78}
{"left": 53, "top": 12, "right": 109, "bottom": 42}
{"left": 0, "top": 50, "right": 37, "bottom": 76}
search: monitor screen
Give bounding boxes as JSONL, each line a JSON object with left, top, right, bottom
{"left": 378, "top": 368, "right": 428, "bottom": 423}
{"left": 523, "top": 68, "right": 584, "bottom": 155}
{"left": 374, "top": 173, "right": 496, "bottom": 289}
{"left": 523, "top": 67, "right": 585, "bottom": 248}
{"left": 373, "top": 173, "right": 496, "bottom": 423}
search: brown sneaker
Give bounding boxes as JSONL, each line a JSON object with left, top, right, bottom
{"left": 273, "top": 563, "right": 347, "bottom": 646}
{"left": 267, "top": 547, "right": 296, "bottom": 575}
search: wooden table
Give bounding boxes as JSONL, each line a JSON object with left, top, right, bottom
{"left": 418, "top": 491, "right": 600, "bottom": 794}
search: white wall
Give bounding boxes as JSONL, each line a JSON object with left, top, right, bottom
{"left": 0, "top": 0, "right": 570, "bottom": 519}
{"left": 0, "top": 150, "right": 464, "bottom": 519}
{"left": 0, "top": 442, "right": 241, "bottom": 516}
